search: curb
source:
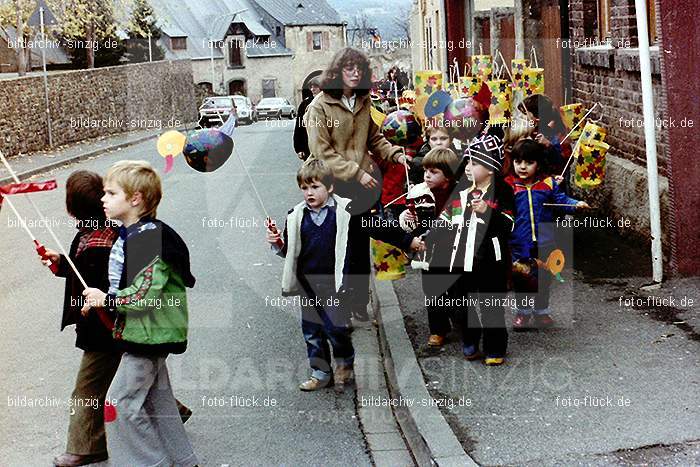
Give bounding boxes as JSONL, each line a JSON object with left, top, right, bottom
{"left": 371, "top": 274, "right": 478, "bottom": 467}
{"left": 0, "top": 129, "right": 172, "bottom": 185}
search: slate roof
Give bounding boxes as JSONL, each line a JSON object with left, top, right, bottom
{"left": 0, "top": 28, "right": 70, "bottom": 66}
{"left": 250, "top": 0, "right": 344, "bottom": 26}
{"left": 149, "top": 0, "right": 273, "bottom": 59}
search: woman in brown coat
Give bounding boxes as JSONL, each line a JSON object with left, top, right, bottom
{"left": 305, "top": 47, "right": 409, "bottom": 320}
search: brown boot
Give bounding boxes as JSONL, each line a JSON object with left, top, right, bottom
{"left": 53, "top": 452, "right": 108, "bottom": 467}
{"left": 335, "top": 364, "right": 355, "bottom": 389}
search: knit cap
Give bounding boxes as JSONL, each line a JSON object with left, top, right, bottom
{"left": 464, "top": 134, "right": 505, "bottom": 171}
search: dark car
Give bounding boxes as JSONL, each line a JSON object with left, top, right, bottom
{"left": 256, "top": 97, "right": 295, "bottom": 120}
{"left": 199, "top": 96, "right": 238, "bottom": 127}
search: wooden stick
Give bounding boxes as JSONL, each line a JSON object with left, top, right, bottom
{"left": 559, "top": 138, "right": 582, "bottom": 178}
{"left": 0, "top": 150, "right": 88, "bottom": 289}
{"left": 497, "top": 50, "right": 515, "bottom": 82}
{"left": 543, "top": 203, "right": 576, "bottom": 207}
{"left": 479, "top": 43, "right": 483, "bottom": 55}
{"left": 561, "top": 102, "right": 598, "bottom": 144}
{"left": 384, "top": 191, "right": 409, "bottom": 208}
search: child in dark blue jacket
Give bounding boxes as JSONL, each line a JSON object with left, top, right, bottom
{"left": 506, "top": 139, "right": 589, "bottom": 330}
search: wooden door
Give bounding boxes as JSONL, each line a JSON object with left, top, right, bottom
{"left": 541, "top": 5, "right": 563, "bottom": 107}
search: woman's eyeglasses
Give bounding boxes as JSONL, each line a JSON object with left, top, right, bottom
{"left": 342, "top": 64, "right": 363, "bottom": 74}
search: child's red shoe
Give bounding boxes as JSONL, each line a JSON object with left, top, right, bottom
{"left": 513, "top": 314, "right": 531, "bottom": 331}
{"left": 534, "top": 314, "right": 555, "bottom": 328}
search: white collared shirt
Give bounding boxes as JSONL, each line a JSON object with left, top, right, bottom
{"left": 341, "top": 94, "right": 356, "bottom": 112}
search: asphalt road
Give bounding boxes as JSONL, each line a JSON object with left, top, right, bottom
{"left": 0, "top": 120, "right": 372, "bottom": 466}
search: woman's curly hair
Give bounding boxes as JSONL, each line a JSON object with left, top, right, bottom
{"left": 320, "top": 47, "right": 373, "bottom": 99}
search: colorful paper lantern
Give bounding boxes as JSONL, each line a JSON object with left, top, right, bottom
{"left": 574, "top": 140, "right": 609, "bottom": 189}
{"left": 459, "top": 76, "right": 482, "bottom": 98}
{"left": 486, "top": 79, "right": 513, "bottom": 124}
{"left": 414, "top": 71, "right": 443, "bottom": 99}
{"left": 157, "top": 130, "right": 186, "bottom": 173}
{"left": 561, "top": 103, "right": 585, "bottom": 141}
{"left": 372, "top": 239, "right": 407, "bottom": 280}
{"left": 523, "top": 67, "right": 545, "bottom": 96}
{"left": 471, "top": 55, "right": 493, "bottom": 82}
{"left": 183, "top": 128, "right": 234, "bottom": 173}
{"left": 381, "top": 110, "right": 422, "bottom": 147}
{"left": 443, "top": 97, "right": 486, "bottom": 141}
{"left": 424, "top": 90, "right": 453, "bottom": 118}
{"left": 579, "top": 121, "right": 607, "bottom": 144}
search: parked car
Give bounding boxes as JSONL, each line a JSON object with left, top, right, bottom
{"left": 256, "top": 97, "right": 295, "bottom": 120}
{"left": 199, "top": 96, "right": 238, "bottom": 127}
{"left": 232, "top": 95, "right": 256, "bottom": 124}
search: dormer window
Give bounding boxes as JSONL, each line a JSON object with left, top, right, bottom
{"left": 171, "top": 37, "right": 187, "bottom": 50}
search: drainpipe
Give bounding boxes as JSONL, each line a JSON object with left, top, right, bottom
{"left": 634, "top": 0, "right": 663, "bottom": 283}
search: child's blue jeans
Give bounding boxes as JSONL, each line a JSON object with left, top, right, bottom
{"left": 300, "top": 284, "right": 354, "bottom": 382}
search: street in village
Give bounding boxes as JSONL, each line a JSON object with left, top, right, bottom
{"left": 0, "top": 119, "right": 698, "bottom": 466}
{"left": 0, "top": 121, "right": 374, "bottom": 466}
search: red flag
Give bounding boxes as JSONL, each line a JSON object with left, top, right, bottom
{"left": 0, "top": 180, "right": 57, "bottom": 206}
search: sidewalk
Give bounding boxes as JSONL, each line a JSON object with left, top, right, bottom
{"left": 381, "top": 227, "right": 700, "bottom": 465}
{"left": 0, "top": 128, "right": 165, "bottom": 185}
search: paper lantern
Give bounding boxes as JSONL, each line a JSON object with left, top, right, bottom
{"left": 414, "top": 94, "right": 429, "bottom": 122}
{"left": 424, "top": 90, "right": 453, "bottom": 118}
{"left": 574, "top": 140, "right": 609, "bottom": 189}
{"left": 156, "top": 130, "right": 186, "bottom": 173}
{"left": 445, "top": 82, "right": 461, "bottom": 100}
{"left": 486, "top": 79, "right": 513, "bottom": 124}
{"left": 459, "top": 76, "right": 482, "bottom": 98}
{"left": 579, "top": 121, "right": 607, "bottom": 144}
{"left": 511, "top": 59, "right": 529, "bottom": 90}
{"left": 381, "top": 110, "right": 422, "bottom": 147}
{"left": 561, "top": 103, "right": 585, "bottom": 141}
{"left": 523, "top": 68, "right": 545, "bottom": 96}
{"left": 183, "top": 128, "right": 234, "bottom": 173}
{"left": 471, "top": 55, "right": 493, "bottom": 82}
{"left": 443, "top": 97, "right": 486, "bottom": 141}
{"left": 414, "top": 71, "right": 443, "bottom": 98}
{"left": 372, "top": 239, "right": 407, "bottom": 280}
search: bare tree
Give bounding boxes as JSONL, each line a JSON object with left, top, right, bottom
{"left": 392, "top": 6, "right": 410, "bottom": 39}
{"left": 348, "top": 12, "right": 373, "bottom": 47}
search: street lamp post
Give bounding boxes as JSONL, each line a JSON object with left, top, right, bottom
{"left": 28, "top": 0, "right": 57, "bottom": 147}
{"left": 208, "top": 9, "right": 247, "bottom": 95}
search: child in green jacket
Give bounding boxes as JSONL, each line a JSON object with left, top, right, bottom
{"left": 82, "top": 160, "right": 197, "bottom": 467}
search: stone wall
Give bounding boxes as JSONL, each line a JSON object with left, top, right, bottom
{"left": 0, "top": 59, "right": 198, "bottom": 157}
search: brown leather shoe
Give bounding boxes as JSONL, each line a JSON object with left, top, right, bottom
{"left": 428, "top": 334, "right": 445, "bottom": 347}
{"left": 299, "top": 377, "right": 332, "bottom": 391}
{"left": 335, "top": 364, "right": 355, "bottom": 387}
{"left": 53, "top": 452, "right": 108, "bottom": 467}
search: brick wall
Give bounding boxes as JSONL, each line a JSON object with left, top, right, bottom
{"left": 569, "top": 0, "right": 668, "bottom": 171}
{"left": 0, "top": 60, "right": 198, "bottom": 157}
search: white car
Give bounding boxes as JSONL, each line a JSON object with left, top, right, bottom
{"left": 256, "top": 97, "right": 295, "bottom": 120}
{"left": 232, "top": 95, "right": 256, "bottom": 124}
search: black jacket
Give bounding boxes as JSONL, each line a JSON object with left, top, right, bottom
{"left": 293, "top": 96, "right": 314, "bottom": 157}
{"left": 58, "top": 226, "right": 119, "bottom": 353}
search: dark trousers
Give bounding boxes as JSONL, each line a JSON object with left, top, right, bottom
{"left": 300, "top": 285, "right": 354, "bottom": 381}
{"left": 453, "top": 266, "right": 509, "bottom": 358}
